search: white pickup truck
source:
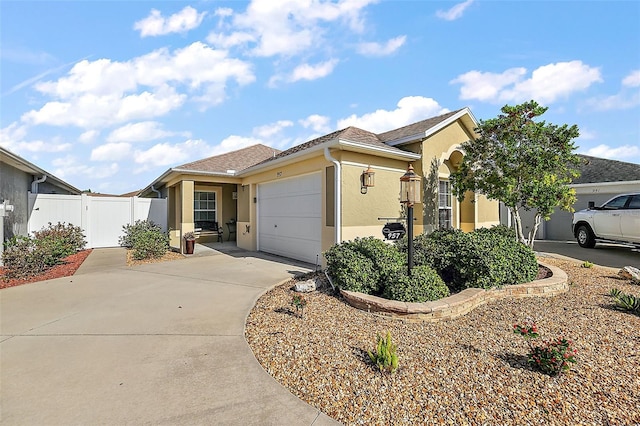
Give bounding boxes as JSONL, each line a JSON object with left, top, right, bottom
{"left": 572, "top": 193, "right": 640, "bottom": 248}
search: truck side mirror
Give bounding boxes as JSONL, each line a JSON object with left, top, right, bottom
{"left": 588, "top": 201, "right": 595, "bottom": 209}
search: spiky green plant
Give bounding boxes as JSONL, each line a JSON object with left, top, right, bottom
{"left": 581, "top": 261, "right": 594, "bottom": 268}
{"left": 609, "top": 288, "right": 640, "bottom": 315}
{"left": 368, "top": 331, "right": 399, "bottom": 374}
{"left": 609, "top": 288, "right": 622, "bottom": 298}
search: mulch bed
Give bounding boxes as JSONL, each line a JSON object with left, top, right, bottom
{"left": 246, "top": 258, "right": 640, "bottom": 425}
{"left": 0, "top": 249, "right": 93, "bottom": 289}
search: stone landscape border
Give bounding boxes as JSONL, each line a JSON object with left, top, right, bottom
{"left": 340, "top": 261, "right": 568, "bottom": 322}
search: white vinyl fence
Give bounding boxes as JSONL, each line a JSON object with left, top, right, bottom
{"left": 28, "top": 193, "right": 167, "bottom": 248}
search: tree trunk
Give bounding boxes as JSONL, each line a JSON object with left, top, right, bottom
{"left": 511, "top": 209, "right": 527, "bottom": 246}
{"left": 526, "top": 213, "right": 543, "bottom": 249}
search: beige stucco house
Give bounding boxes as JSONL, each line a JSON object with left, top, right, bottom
{"left": 141, "top": 107, "right": 499, "bottom": 264}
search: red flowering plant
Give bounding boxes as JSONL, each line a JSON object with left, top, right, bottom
{"left": 513, "top": 320, "right": 577, "bottom": 376}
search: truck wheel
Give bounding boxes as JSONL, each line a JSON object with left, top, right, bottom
{"left": 576, "top": 225, "right": 596, "bottom": 248}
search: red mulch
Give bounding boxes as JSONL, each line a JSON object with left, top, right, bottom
{"left": 0, "top": 249, "right": 93, "bottom": 289}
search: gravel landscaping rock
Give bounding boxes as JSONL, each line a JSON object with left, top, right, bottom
{"left": 245, "top": 258, "right": 640, "bottom": 425}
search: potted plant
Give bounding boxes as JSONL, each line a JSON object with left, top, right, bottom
{"left": 183, "top": 231, "right": 196, "bottom": 255}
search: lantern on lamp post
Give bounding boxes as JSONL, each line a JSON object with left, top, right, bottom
{"left": 400, "top": 164, "right": 421, "bottom": 276}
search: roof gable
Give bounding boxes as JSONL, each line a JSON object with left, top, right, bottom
{"left": 0, "top": 146, "right": 81, "bottom": 194}
{"left": 378, "top": 108, "right": 473, "bottom": 145}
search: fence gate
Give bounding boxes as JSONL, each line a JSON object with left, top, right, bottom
{"left": 28, "top": 194, "right": 167, "bottom": 248}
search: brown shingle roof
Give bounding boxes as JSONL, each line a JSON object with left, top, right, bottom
{"left": 176, "top": 144, "right": 280, "bottom": 173}
{"left": 256, "top": 126, "right": 414, "bottom": 167}
{"left": 377, "top": 109, "right": 464, "bottom": 143}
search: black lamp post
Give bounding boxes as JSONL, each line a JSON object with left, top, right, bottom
{"left": 400, "top": 164, "right": 421, "bottom": 276}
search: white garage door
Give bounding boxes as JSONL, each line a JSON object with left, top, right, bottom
{"left": 258, "top": 173, "right": 322, "bottom": 264}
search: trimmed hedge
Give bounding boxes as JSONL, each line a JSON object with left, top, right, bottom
{"left": 324, "top": 237, "right": 403, "bottom": 294}
{"left": 382, "top": 265, "right": 450, "bottom": 302}
{"left": 397, "top": 226, "right": 538, "bottom": 292}
{"left": 325, "top": 226, "right": 538, "bottom": 303}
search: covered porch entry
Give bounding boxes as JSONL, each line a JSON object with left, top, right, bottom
{"left": 166, "top": 179, "right": 239, "bottom": 254}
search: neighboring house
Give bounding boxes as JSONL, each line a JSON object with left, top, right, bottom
{"left": 1, "top": 146, "right": 81, "bottom": 240}
{"left": 141, "top": 108, "right": 500, "bottom": 264}
{"left": 501, "top": 155, "right": 640, "bottom": 241}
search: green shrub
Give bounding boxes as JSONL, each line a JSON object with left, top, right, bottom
{"left": 398, "top": 227, "right": 537, "bottom": 292}
{"left": 131, "top": 230, "right": 169, "bottom": 260}
{"left": 2, "top": 222, "right": 86, "bottom": 280}
{"left": 324, "top": 237, "right": 402, "bottom": 294}
{"left": 382, "top": 265, "right": 449, "bottom": 302}
{"left": 1, "top": 236, "right": 48, "bottom": 279}
{"left": 32, "top": 222, "right": 86, "bottom": 266}
{"left": 119, "top": 220, "right": 163, "bottom": 249}
{"left": 368, "top": 331, "right": 399, "bottom": 374}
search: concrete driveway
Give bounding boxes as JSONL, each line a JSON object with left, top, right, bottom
{"left": 534, "top": 240, "right": 640, "bottom": 269}
{"left": 0, "top": 248, "right": 339, "bottom": 425}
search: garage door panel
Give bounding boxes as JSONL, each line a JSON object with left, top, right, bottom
{"left": 259, "top": 196, "right": 320, "bottom": 218}
{"left": 258, "top": 174, "right": 322, "bottom": 264}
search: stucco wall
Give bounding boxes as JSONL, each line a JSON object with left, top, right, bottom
{"left": 0, "top": 162, "right": 31, "bottom": 238}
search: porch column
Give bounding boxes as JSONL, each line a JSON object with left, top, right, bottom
{"left": 180, "top": 180, "right": 195, "bottom": 253}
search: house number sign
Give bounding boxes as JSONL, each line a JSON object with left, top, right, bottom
{"left": 382, "top": 222, "right": 406, "bottom": 240}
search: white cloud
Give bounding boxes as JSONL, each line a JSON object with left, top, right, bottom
{"left": 451, "top": 68, "right": 526, "bottom": 102}
{"left": 207, "top": 31, "right": 256, "bottom": 49}
{"left": 7, "top": 140, "right": 72, "bottom": 154}
{"left": 436, "top": 0, "right": 474, "bottom": 21}
{"left": 133, "top": 139, "right": 209, "bottom": 171}
{"left": 337, "top": 96, "right": 448, "bottom": 133}
{"left": 586, "top": 92, "right": 640, "bottom": 111}
{"left": 35, "top": 59, "right": 136, "bottom": 99}
{"left": 357, "top": 36, "right": 406, "bottom": 57}
{"left": 79, "top": 130, "right": 99, "bottom": 144}
{"left": 90, "top": 143, "right": 132, "bottom": 161}
{"left": 209, "top": 0, "right": 378, "bottom": 58}
{"left": 299, "top": 114, "right": 331, "bottom": 133}
{"left": 270, "top": 59, "right": 340, "bottom": 87}
{"left": 452, "top": 61, "right": 602, "bottom": 104}
{"left": 0, "top": 122, "right": 72, "bottom": 154}
{"left": 52, "top": 155, "right": 119, "bottom": 180}
{"left": 577, "top": 129, "right": 596, "bottom": 140}
{"left": 580, "top": 144, "right": 640, "bottom": 161}
{"left": 22, "top": 87, "right": 187, "bottom": 128}
{"left": 134, "top": 6, "right": 206, "bottom": 37}
{"left": 289, "top": 59, "right": 339, "bottom": 82}
{"left": 212, "top": 135, "right": 266, "bottom": 155}
{"left": 253, "top": 120, "right": 294, "bottom": 138}
{"left": 0, "top": 122, "right": 28, "bottom": 146}
{"left": 107, "top": 121, "right": 187, "bottom": 143}
{"left": 22, "top": 42, "right": 254, "bottom": 128}
{"left": 622, "top": 70, "right": 640, "bottom": 87}
{"left": 585, "top": 69, "right": 640, "bottom": 111}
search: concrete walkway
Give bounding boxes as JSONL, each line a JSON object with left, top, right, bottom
{"left": 0, "top": 247, "right": 339, "bottom": 425}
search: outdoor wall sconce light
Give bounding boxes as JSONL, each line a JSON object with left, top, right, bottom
{"left": 360, "top": 165, "right": 375, "bottom": 194}
{"left": 400, "top": 164, "right": 421, "bottom": 276}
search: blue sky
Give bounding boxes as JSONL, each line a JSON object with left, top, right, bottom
{"left": 1, "top": 0, "right": 639, "bottom": 194}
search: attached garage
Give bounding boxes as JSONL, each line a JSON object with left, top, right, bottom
{"left": 257, "top": 173, "right": 322, "bottom": 264}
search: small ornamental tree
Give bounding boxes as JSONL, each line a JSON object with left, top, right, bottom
{"left": 450, "top": 101, "right": 582, "bottom": 247}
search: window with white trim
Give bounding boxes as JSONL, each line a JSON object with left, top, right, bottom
{"left": 439, "top": 180, "right": 452, "bottom": 230}
{"left": 194, "top": 191, "right": 217, "bottom": 222}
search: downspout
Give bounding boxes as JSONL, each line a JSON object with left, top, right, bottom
{"left": 151, "top": 185, "right": 161, "bottom": 198}
{"left": 324, "top": 148, "right": 341, "bottom": 244}
{"left": 31, "top": 175, "right": 47, "bottom": 193}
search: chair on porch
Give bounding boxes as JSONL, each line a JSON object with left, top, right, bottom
{"left": 194, "top": 221, "right": 224, "bottom": 243}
